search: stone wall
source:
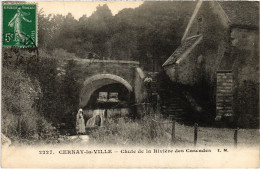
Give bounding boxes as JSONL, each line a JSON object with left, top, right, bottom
{"left": 55, "top": 59, "right": 147, "bottom": 110}
{"left": 216, "top": 71, "right": 233, "bottom": 120}
{"left": 163, "top": 2, "right": 259, "bottom": 127}
{"left": 175, "top": 45, "right": 202, "bottom": 85}
{"left": 165, "top": 2, "right": 229, "bottom": 86}
{"left": 134, "top": 67, "right": 148, "bottom": 117}
{"left": 134, "top": 67, "right": 147, "bottom": 103}
{"left": 74, "top": 59, "right": 138, "bottom": 107}
{"left": 47, "top": 58, "right": 147, "bottom": 123}
{"left": 231, "top": 28, "right": 259, "bottom": 127}
{"left": 73, "top": 59, "right": 139, "bottom": 88}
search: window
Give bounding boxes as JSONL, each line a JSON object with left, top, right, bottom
{"left": 97, "top": 92, "right": 108, "bottom": 102}
{"left": 197, "top": 17, "right": 203, "bottom": 35}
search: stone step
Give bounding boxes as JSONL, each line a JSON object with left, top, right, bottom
{"left": 163, "top": 111, "right": 184, "bottom": 113}
{"left": 163, "top": 103, "right": 182, "bottom": 107}
{"left": 162, "top": 107, "right": 183, "bottom": 109}
{"left": 161, "top": 106, "right": 185, "bottom": 111}
{"left": 161, "top": 103, "right": 182, "bottom": 106}
{"left": 162, "top": 107, "right": 183, "bottom": 110}
{"left": 163, "top": 111, "right": 184, "bottom": 114}
{"left": 163, "top": 102, "right": 183, "bottom": 105}
{"left": 161, "top": 97, "right": 182, "bottom": 100}
{"left": 162, "top": 103, "right": 182, "bottom": 105}
{"left": 160, "top": 95, "right": 181, "bottom": 98}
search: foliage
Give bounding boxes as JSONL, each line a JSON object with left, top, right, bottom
{"left": 56, "top": 48, "right": 76, "bottom": 59}
{"left": 1, "top": 66, "right": 58, "bottom": 142}
{"left": 89, "top": 114, "right": 260, "bottom": 146}
{"left": 1, "top": 46, "right": 82, "bottom": 142}
{"left": 2, "top": 46, "right": 83, "bottom": 141}
{"left": 89, "top": 115, "right": 172, "bottom": 146}
{"left": 26, "top": 51, "right": 81, "bottom": 127}
{"left": 38, "top": 2, "right": 196, "bottom": 71}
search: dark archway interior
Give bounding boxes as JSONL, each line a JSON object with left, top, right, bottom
{"left": 86, "top": 83, "right": 132, "bottom": 109}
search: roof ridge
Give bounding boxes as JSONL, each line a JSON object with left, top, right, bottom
{"left": 162, "top": 35, "right": 203, "bottom": 67}
{"left": 216, "top": 1, "right": 231, "bottom": 24}
{"left": 185, "top": 34, "right": 202, "bottom": 41}
{"left": 181, "top": 1, "right": 203, "bottom": 43}
{"left": 176, "top": 35, "right": 203, "bottom": 64}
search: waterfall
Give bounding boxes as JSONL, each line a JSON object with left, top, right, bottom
{"left": 86, "top": 116, "right": 96, "bottom": 127}
{"left": 85, "top": 109, "right": 105, "bottom": 127}
{"left": 85, "top": 108, "right": 131, "bottom": 128}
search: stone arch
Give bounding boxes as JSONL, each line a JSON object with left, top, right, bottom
{"left": 79, "top": 74, "right": 133, "bottom": 108}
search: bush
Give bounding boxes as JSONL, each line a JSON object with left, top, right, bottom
{"left": 2, "top": 67, "right": 58, "bottom": 142}
{"left": 89, "top": 115, "right": 171, "bottom": 146}
{"left": 38, "top": 48, "right": 77, "bottom": 60}
{"left": 2, "top": 47, "right": 78, "bottom": 143}
{"left": 51, "top": 48, "right": 77, "bottom": 60}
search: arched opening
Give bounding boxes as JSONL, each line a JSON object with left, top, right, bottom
{"left": 79, "top": 74, "right": 135, "bottom": 127}
{"left": 79, "top": 74, "right": 134, "bottom": 108}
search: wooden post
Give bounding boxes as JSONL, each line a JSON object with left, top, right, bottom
{"left": 234, "top": 128, "right": 238, "bottom": 148}
{"left": 172, "top": 119, "right": 176, "bottom": 143}
{"left": 194, "top": 123, "right": 198, "bottom": 146}
{"left": 150, "top": 119, "right": 155, "bottom": 139}
{"left": 169, "top": 115, "right": 175, "bottom": 143}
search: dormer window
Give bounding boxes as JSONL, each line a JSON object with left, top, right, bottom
{"left": 197, "top": 17, "right": 203, "bottom": 35}
{"left": 198, "top": 17, "right": 203, "bottom": 22}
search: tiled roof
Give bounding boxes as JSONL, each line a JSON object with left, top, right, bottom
{"left": 163, "top": 35, "right": 202, "bottom": 67}
{"left": 218, "top": 1, "right": 259, "bottom": 28}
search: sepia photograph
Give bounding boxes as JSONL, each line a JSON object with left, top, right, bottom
{"left": 1, "top": 0, "right": 259, "bottom": 168}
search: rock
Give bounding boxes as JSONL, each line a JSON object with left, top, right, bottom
{"left": 79, "top": 135, "right": 89, "bottom": 143}
{"left": 79, "top": 135, "right": 89, "bottom": 140}
{"left": 67, "top": 135, "right": 79, "bottom": 140}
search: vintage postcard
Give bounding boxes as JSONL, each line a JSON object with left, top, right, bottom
{"left": 1, "top": 1, "right": 259, "bottom": 168}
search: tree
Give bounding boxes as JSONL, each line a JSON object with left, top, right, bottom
{"left": 37, "top": 2, "right": 196, "bottom": 70}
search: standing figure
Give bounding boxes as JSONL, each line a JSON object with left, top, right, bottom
{"left": 76, "top": 109, "right": 86, "bottom": 134}
{"left": 8, "top": 7, "right": 32, "bottom": 43}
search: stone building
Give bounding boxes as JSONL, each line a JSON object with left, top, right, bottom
{"left": 162, "top": 1, "right": 259, "bottom": 127}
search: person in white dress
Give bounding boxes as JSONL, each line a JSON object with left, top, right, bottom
{"left": 76, "top": 108, "right": 86, "bottom": 134}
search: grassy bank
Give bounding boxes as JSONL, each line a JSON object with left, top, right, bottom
{"left": 89, "top": 115, "right": 172, "bottom": 146}
{"left": 88, "top": 115, "right": 259, "bottom": 146}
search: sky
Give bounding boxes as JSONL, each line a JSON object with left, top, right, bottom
{"left": 38, "top": 1, "right": 143, "bottom": 19}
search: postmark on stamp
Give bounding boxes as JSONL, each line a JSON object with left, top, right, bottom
{"left": 2, "top": 4, "right": 37, "bottom": 47}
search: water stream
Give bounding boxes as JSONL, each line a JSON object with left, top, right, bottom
{"left": 84, "top": 108, "right": 131, "bottom": 127}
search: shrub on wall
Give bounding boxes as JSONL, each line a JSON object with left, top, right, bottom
{"left": 33, "top": 57, "right": 61, "bottom": 120}
{"left": 17, "top": 48, "right": 80, "bottom": 131}
{"left": 59, "top": 59, "right": 83, "bottom": 128}
{"left": 51, "top": 48, "right": 77, "bottom": 60}
{"left": 31, "top": 53, "right": 83, "bottom": 129}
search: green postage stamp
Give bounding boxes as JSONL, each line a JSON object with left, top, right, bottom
{"left": 2, "top": 4, "right": 37, "bottom": 47}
